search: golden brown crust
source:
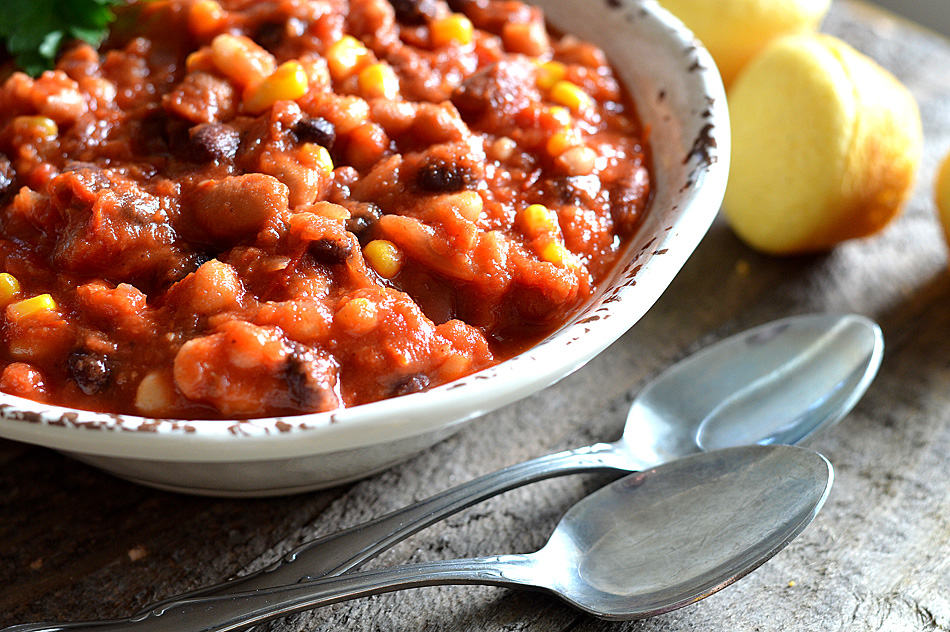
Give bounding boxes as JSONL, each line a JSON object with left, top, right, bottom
{"left": 820, "top": 35, "right": 921, "bottom": 249}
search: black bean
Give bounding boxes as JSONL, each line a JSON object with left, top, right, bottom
{"left": 292, "top": 117, "right": 336, "bottom": 148}
{"left": 0, "top": 154, "right": 15, "bottom": 199}
{"left": 166, "top": 119, "right": 193, "bottom": 157}
{"left": 391, "top": 373, "right": 430, "bottom": 396}
{"left": 67, "top": 350, "right": 113, "bottom": 395}
{"left": 136, "top": 108, "right": 173, "bottom": 155}
{"left": 446, "top": 0, "right": 474, "bottom": 12}
{"left": 283, "top": 345, "right": 338, "bottom": 410}
{"left": 416, "top": 159, "right": 473, "bottom": 193}
{"left": 388, "top": 0, "right": 437, "bottom": 24}
{"left": 191, "top": 250, "right": 215, "bottom": 268}
{"left": 252, "top": 21, "right": 286, "bottom": 51}
{"left": 342, "top": 201, "right": 382, "bottom": 237}
{"left": 188, "top": 123, "right": 241, "bottom": 161}
{"left": 309, "top": 237, "right": 353, "bottom": 265}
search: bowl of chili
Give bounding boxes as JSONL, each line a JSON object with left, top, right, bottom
{"left": 0, "top": 0, "right": 728, "bottom": 495}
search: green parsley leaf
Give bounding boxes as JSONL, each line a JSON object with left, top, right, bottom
{"left": 0, "top": 0, "right": 120, "bottom": 77}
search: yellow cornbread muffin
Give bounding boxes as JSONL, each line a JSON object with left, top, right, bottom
{"left": 935, "top": 151, "right": 950, "bottom": 248}
{"left": 658, "top": 0, "right": 830, "bottom": 86}
{"left": 724, "top": 33, "right": 922, "bottom": 255}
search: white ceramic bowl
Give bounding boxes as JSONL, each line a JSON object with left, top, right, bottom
{"left": 0, "top": 0, "right": 729, "bottom": 496}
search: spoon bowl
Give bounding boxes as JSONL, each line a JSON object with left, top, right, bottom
{"left": 540, "top": 445, "right": 833, "bottom": 619}
{"left": 619, "top": 313, "right": 882, "bottom": 467}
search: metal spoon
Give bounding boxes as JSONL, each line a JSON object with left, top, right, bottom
{"left": 5, "top": 312, "right": 879, "bottom": 630}
{"left": 7, "top": 444, "right": 834, "bottom": 631}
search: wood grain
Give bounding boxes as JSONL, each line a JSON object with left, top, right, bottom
{"left": 3, "top": 1, "right": 950, "bottom": 630}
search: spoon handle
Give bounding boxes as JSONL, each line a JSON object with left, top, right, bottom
{"left": 199, "top": 442, "right": 627, "bottom": 592}
{"left": 109, "top": 441, "right": 627, "bottom": 621}
{"left": 3, "top": 556, "right": 538, "bottom": 632}
{"left": 2, "top": 442, "right": 630, "bottom": 632}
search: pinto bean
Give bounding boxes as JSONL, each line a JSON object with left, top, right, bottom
{"left": 162, "top": 72, "right": 236, "bottom": 124}
{"left": 391, "top": 372, "right": 430, "bottom": 396}
{"left": 189, "top": 174, "right": 289, "bottom": 241}
{"left": 609, "top": 164, "right": 650, "bottom": 235}
{"left": 283, "top": 344, "right": 339, "bottom": 410}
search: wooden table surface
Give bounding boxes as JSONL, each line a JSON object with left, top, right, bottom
{"left": 3, "top": 1, "right": 950, "bottom": 629}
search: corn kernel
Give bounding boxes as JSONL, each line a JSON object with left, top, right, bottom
{"left": 243, "top": 61, "right": 309, "bottom": 114}
{"left": 431, "top": 14, "right": 474, "bottom": 47}
{"left": 327, "top": 35, "right": 371, "bottom": 81}
{"left": 556, "top": 145, "right": 598, "bottom": 176}
{"left": 546, "top": 128, "right": 581, "bottom": 157}
{"left": 0, "top": 274, "right": 20, "bottom": 306}
{"left": 536, "top": 61, "right": 566, "bottom": 90}
{"left": 452, "top": 191, "right": 484, "bottom": 222}
{"left": 521, "top": 203, "right": 557, "bottom": 236}
{"left": 188, "top": 0, "right": 227, "bottom": 39}
{"left": 336, "top": 297, "right": 379, "bottom": 335}
{"left": 363, "top": 240, "right": 403, "bottom": 279}
{"left": 210, "top": 34, "right": 276, "bottom": 87}
{"left": 544, "top": 106, "right": 572, "bottom": 128}
{"left": 13, "top": 116, "right": 58, "bottom": 140}
{"left": 7, "top": 294, "right": 57, "bottom": 322}
{"left": 358, "top": 63, "right": 400, "bottom": 100}
{"left": 550, "top": 80, "right": 592, "bottom": 113}
{"left": 299, "top": 143, "right": 334, "bottom": 173}
{"left": 489, "top": 137, "right": 516, "bottom": 161}
{"left": 539, "top": 240, "right": 573, "bottom": 267}
{"left": 314, "top": 145, "right": 334, "bottom": 173}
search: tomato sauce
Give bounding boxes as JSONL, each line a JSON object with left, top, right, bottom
{"left": 0, "top": 0, "right": 651, "bottom": 419}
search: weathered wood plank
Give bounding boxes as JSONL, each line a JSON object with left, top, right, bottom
{"left": 3, "top": 1, "right": 950, "bottom": 630}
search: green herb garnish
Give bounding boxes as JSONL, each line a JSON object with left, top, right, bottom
{"left": 0, "top": 0, "right": 120, "bottom": 77}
